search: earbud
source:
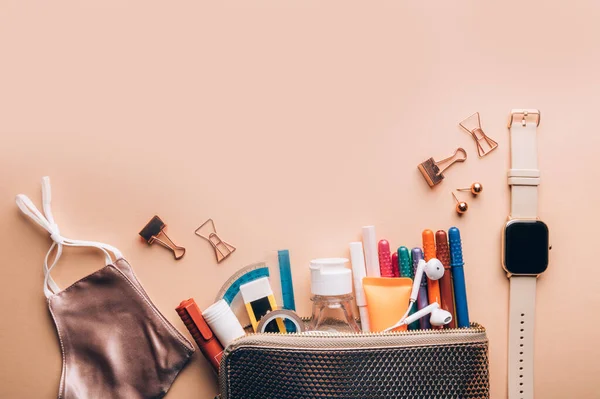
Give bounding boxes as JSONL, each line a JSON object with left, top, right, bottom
{"left": 385, "top": 259, "right": 446, "bottom": 332}
{"left": 409, "top": 258, "right": 444, "bottom": 303}
{"left": 386, "top": 302, "right": 452, "bottom": 331}
{"left": 403, "top": 303, "right": 452, "bottom": 327}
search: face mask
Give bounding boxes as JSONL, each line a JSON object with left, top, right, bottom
{"left": 16, "top": 177, "right": 194, "bottom": 399}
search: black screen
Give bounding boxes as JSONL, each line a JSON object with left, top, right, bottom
{"left": 504, "top": 220, "right": 549, "bottom": 274}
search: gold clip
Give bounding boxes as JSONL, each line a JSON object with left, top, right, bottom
{"left": 459, "top": 112, "right": 498, "bottom": 158}
{"left": 195, "top": 219, "right": 236, "bottom": 263}
{"left": 418, "top": 148, "right": 467, "bottom": 187}
{"left": 507, "top": 109, "right": 541, "bottom": 128}
{"left": 139, "top": 215, "right": 186, "bottom": 260}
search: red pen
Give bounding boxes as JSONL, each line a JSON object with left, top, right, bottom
{"left": 435, "top": 230, "right": 456, "bottom": 329}
{"left": 391, "top": 252, "right": 400, "bottom": 277}
{"left": 378, "top": 240, "right": 394, "bottom": 277}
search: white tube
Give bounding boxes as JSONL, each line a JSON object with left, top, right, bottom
{"left": 203, "top": 299, "right": 246, "bottom": 347}
{"left": 362, "top": 226, "right": 380, "bottom": 278}
{"left": 349, "top": 242, "right": 370, "bottom": 332}
{"left": 359, "top": 308, "right": 370, "bottom": 333}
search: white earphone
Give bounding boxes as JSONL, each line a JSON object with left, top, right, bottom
{"left": 402, "top": 303, "right": 452, "bottom": 327}
{"left": 385, "top": 258, "right": 450, "bottom": 331}
{"left": 410, "top": 258, "right": 444, "bottom": 303}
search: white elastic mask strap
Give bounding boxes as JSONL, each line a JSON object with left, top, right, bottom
{"left": 16, "top": 177, "right": 123, "bottom": 298}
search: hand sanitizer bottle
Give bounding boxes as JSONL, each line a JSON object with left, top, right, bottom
{"left": 308, "top": 258, "right": 360, "bottom": 333}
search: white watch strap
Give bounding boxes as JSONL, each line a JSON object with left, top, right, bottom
{"left": 508, "top": 110, "right": 540, "bottom": 219}
{"left": 508, "top": 277, "right": 536, "bottom": 399}
{"left": 507, "top": 110, "right": 541, "bottom": 399}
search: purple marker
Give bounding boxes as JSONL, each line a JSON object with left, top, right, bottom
{"left": 411, "top": 248, "right": 431, "bottom": 329}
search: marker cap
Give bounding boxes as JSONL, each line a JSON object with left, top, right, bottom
{"left": 310, "top": 258, "right": 353, "bottom": 296}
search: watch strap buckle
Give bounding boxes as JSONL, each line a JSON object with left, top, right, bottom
{"left": 508, "top": 109, "right": 541, "bottom": 128}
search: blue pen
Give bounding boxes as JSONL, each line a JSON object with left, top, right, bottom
{"left": 398, "top": 247, "right": 419, "bottom": 330}
{"left": 449, "top": 227, "right": 470, "bottom": 328}
{"left": 411, "top": 248, "right": 431, "bottom": 329}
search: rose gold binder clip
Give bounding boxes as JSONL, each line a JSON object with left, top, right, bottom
{"left": 139, "top": 215, "right": 186, "bottom": 260}
{"left": 459, "top": 112, "right": 498, "bottom": 157}
{"left": 418, "top": 148, "right": 467, "bottom": 187}
{"left": 195, "top": 219, "right": 236, "bottom": 263}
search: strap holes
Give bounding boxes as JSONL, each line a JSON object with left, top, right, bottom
{"left": 520, "top": 352, "right": 523, "bottom": 355}
{"left": 520, "top": 336, "right": 524, "bottom": 339}
{"left": 520, "top": 382, "right": 524, "bottom": 386}
{"left": 521, "top": 313, "right": 525, "bottom": 316}
{"left": 520, "top": 329, "right": 524, "bottom": 332}
{"left": 521, "top": 321, "right": 524, "bottom": 324}
{"left": 520, "top": 375, "right": 523, "bottom": 378}
{"left": 520, "top": 367, "right": 523, "bottom": 370}
{"left": 520, "top": 359, "right": 523, "bottom": 362}
{"left": 520, "top": 344, "right": 524, "bottom": 347}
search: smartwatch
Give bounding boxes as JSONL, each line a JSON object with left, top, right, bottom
{"left": 503, "top": 109, "right": 550, "bottom": 399}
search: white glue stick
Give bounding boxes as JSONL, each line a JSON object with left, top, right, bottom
{"left": 203, "top": 299, "right": 245, "bottom": 347}
{"left": 362, "top": 226, "right": 381, "bottom": 278}
{"left": 350, "top": 241, "right": 370, "bottom": 332}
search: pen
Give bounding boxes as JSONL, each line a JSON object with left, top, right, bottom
{"left": 399, "top": 246, "right": 419, "bottom": 330}
{"left": 422, "top": 230, "right": 441, "bottom": 306}
{"left": 398, "top": 246, "right": 412, "bottom": 278}
{"left": 378, "top": 239, "right": 394, "bottom": 277}
{"left": 391, "top": 252, "right": 399, "bottom": 278}
{"left": 435, "top": 230, "right": 456, "bottom": 328}
{"left": 411, "top": 248, "right": 431, "bottom": 329}
{"left": 449, "top": 227, "right": 470, "bottom": 328}
{"left": 362, "top": 226, "right": 381, "bottom": 277}
{"left": 350, "top": 242, "right": 370, "bottom": 332}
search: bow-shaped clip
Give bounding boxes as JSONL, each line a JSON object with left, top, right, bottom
{"left": 459, "top": 112, "right": 498, "bottom": 157}
{"left": 195, "top": 219, "right": 236, "bottom": 263}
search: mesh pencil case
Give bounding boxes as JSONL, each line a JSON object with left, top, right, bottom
{"left": 217, "top": 323, "right": 489, "bottom": 399}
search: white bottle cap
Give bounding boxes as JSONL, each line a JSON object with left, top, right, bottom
{"left": 203, "top": 299, "right": 246, "bottom": 347}
{"left": 309, "top": 258, "right": 353, "bottom": 296}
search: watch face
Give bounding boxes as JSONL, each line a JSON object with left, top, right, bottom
{"left": 504, "top": 220, "right": 549, "bottom": 275}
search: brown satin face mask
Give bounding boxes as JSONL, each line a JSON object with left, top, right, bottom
{"left": 16, "top": 178, "right": 194, "bottom": 399}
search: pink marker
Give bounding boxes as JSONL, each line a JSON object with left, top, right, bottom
{"left": 378, "top": 240, "right": 394, "bottom": 277}
{"left": 391, "top": 252, "right": 399, "bottom": 277}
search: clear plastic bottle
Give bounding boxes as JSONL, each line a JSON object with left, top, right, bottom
{"left": 308, "top": 258, "right": 360, "bottom": 333}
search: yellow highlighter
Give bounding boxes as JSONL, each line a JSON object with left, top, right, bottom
{"left": 239, "top": 277, "right": 286, "bottom": 333}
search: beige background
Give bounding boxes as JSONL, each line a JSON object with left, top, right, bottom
{"left": 1, "top": 1, "right": 599, "bottom": 398}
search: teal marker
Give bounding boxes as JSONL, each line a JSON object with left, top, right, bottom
{"left": 398, "top": 246, "right": 420, "bottom": 330}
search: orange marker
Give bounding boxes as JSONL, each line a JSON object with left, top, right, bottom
{"left": 422, "top": 230, "right": 441, "bottom": 306}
